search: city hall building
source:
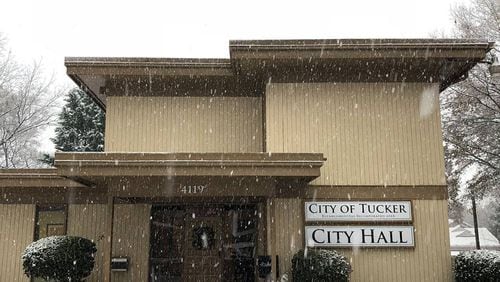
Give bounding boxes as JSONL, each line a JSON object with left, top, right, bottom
{"left": 0, "top": 39, "right": 493, "bottom": 281}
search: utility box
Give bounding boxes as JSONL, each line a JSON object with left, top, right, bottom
{"left": 111, "top": 257, "right": 129, "bottom": 272}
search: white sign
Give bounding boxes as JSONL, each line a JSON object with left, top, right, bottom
{"left": 305, "top": 201, "right": 412, "bottom": 222}
{"left": 305, "top": 226, "right": 414, "bottom": 247}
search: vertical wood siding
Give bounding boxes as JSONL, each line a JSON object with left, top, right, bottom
{"left": 271, "top": 199, "right": 451, "bottom": 282}
{"left": 0, "top": 204, "right": 34, "bottom": 282}
{"left": 266, "top": 83, "right": 446, "bottom": 186}
{"left": 272, "top": 198, "right": 303, "bottom": 280}
{"left": 111, "top": 204, "right": 151, "bottom": 282}
{"left": 67, "top": 204, "right": 108, "bottom": 282}
{"left": 105, "top": 96, "right": 263, "bottom": 152}
{"left": 338, "top": 199, "right": 452, "bottom": 282}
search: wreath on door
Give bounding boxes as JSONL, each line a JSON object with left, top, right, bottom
{"left": 192, "top": 226, "right": 215, "bottom": 250}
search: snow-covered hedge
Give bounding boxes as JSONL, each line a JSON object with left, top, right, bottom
{"left": 22, "top": 236, "right": 97, "bottom": 282}
{"left": 454, "top": 250, "right": 500, "bottom": 282}
{"left": 292, "top": 249, "right": 351, "bottom": 282}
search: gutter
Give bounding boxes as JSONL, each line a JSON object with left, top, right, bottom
{"left": 229, "top": 39, "right": 494, "bottom": 51}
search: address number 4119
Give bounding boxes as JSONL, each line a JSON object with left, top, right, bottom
{"left": 180, "top": 185, "right": 207, "bottom": 194}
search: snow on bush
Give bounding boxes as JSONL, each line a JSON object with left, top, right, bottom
{"left": 292, "top": 249, "right": 352, "bottom": 282}
{"left": 22, "top": 236, "right": 97, "bottom": 282}
{"left": 454, "top": 250, "right": 500, "bottom": 282}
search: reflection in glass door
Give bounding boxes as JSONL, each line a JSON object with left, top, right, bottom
{"left": 149, "top": 204, "right": 257, "bottom": 282}
{"left": 222, "top": 207, "right": 257, "bottom": 281}
{"left": 149, "top": 207, "right": 185, "bottom": 282}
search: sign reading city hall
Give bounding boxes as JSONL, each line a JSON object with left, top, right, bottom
{"left": 305, "top": 226, "right": 414, "bottom": 247}
{"left": 305, "top": 201, "right": 412, "bottom": 222}
{"left": 305, "top": 201, "right": 414, "bottom": 247}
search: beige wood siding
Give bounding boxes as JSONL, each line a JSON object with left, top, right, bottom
{"left": 272, "top": 198, "right": 304, "bottom": 280}
{"left": 112, "top": 204, "right": 151, "bottom": 282}
{"left": 338, "top": 199, "right": 451, "bottom": 282}
{"left": 271, "top": 199, "right": 451, "bottom": 282}
{"left": 266, "top": 83, "right": 446, "bottom": 186}
{"left": 105, "top": 96, "right": 263, "bottom": 152}
{"left": 67, "top": 204, "right": 108, "bottom": 282}
{"left": 0, "top": 204, "right": 34, "bottom": 282}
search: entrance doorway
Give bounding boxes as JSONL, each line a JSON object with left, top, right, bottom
{"left": 149, "top": 204, "right": 257, "bottom": 282}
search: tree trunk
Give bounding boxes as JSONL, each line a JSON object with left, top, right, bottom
{"left": 3, "top": 145, "right": 8, "bottom": 168}
{"left": 471, "top": 193, "right": 481, "bottom": 249}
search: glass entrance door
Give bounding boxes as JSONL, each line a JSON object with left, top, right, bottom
{"left": 149, "top": 204, "right": 257, "bottom": 282}
{"left": 183, "top": 207, "right": 223, "bottom": 282}
{"left": 150, "top": 207, "right": 185, "bottom": 281}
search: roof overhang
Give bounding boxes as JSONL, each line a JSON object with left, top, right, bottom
{"left": 229, "top": 39, "right": 495, "bottom": 91}
{"left": 66, "top": 39, "right": 494, "bottom": 110}
{"left": 0, "top": 169, "right": 109, "bottom": 204}
{"left": 54, "top": 152, "right": 325, "bottom": 185}
{"left": 65, "top": 58, "right": 234, "bottom": 110}
{"left": 0, "top": 169, "right": 87, "bottom": 188}
{"left": 229, "top": 39, "right": 492, "bottom": 59}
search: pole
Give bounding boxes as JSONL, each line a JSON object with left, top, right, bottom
{"left": 471, "top": 193, "right": 481, "bottom": 249}
{"left": 103, "top": 194, "right": 115, "bottom": 281}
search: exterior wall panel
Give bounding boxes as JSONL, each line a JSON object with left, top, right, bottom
{"left": 272, "top": 199, "right": 451, "bottom": 282}
{"left": 67, "top": 204, "right": 108, "bottom": 282}
{"left": 266, "top": 83, "right": 446, "bottom": 186}
{"left": 272, "top": 198, "right": 303, "bottom": 280}
{"left": 338, "top": 199, "right": 452, "bottom": 282}
{"left": 0, "top": 204, "right": 35, "bottom": 282}
{"left": 105, "top": 96, "right": 263, "bottom": 153}
{"left": 111, "top": 204, "right": 151, "bottom": 282}
{"left": 266, "top": 83, "right": 450, "bottom": 281}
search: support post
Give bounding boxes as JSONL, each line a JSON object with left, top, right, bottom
{"left": 267, "top": 198, "right": 277, "bottom": 281}
{"left": 103, "top": 194, "right": 115, "bottom": 282}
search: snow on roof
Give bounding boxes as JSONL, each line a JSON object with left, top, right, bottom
{"left": 449, "top": 220, "right": 500, "bottom": 254}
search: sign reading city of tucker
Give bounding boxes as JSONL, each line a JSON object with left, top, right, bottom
{"left": 305, "top": 201, "right": 412, "bottom": 222}
{"left": 304, "top": 201, "right": 414, "bottom": 247}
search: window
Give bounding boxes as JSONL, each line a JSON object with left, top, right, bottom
{"left": 34, "top": 205, "right": 67, "bottom": 240}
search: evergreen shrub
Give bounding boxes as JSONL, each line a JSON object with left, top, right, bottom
{"left": 22, "top": 236, "right": 97, "bottom": 282}
{"left": 292, "top": 249, "right": 351, "bottom": 282}
{"left": 454, "top": 250, "right": 500, "bottom": 282}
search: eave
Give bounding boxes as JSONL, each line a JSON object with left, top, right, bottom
{"left": 65, "top": 58, "right": 234, "bottom": 110}
{"left": 66, "top": 39, "right": 494, "bottom": 110}
{"left": 65, "top": 57, "right": 233, "bottom": 76}
{"left": 229, "top": 39, "right": 494, "bottom": 91}
{"left": 54, "top": 152, "right": 325, "bottom": 184}
{"left": 229, "top": 39, "right": 493, "bottom": 58}
{"left": 0, "top": 168, "right": 87, "bottom": 188}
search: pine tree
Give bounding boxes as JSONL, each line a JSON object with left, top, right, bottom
{"left": 52, "top": 88, "right": 104, "bottom": 152}
{"left": 43, "top": 88, "right": 104, "bottom": 165}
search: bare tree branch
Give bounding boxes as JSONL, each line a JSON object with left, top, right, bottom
{"left": 0, "top": 33, "right": 62, "bottom": 168}
{"left": 441, "top": 1, "right": 500, "bottom": 225}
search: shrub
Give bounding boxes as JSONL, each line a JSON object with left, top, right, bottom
{"left": 292, "top": 249, "right": 351, "bottom": 282}
{"left": 454, "top": 250, "right": 500, "bottom": 282}
{"left": 22, "top": 236, "right": 97, "bottom": 282}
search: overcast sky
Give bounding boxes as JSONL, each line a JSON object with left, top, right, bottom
{"left": 0, "top": 0, "right": 469, "bottom": 151}
{"left": 1, "top": 0, "right": 469, "bottom": 85}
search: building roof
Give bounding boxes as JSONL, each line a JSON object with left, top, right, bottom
{"left": 0, "top": 152, "right": 325, "bottom": 194}
{"left": 65, "top": 38, "right": 494, "bottom": 110}
{"left": 0, "top": 168, "right": 86, "bottom": 188}
{"left": 449, "top": 220, "right": 500, "bottom": 255}
{"left": 229, "top": 38, "right": 492, "bottom": 56}
{"left": 54, "top": 152, "right": 324, "bottom": 184}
